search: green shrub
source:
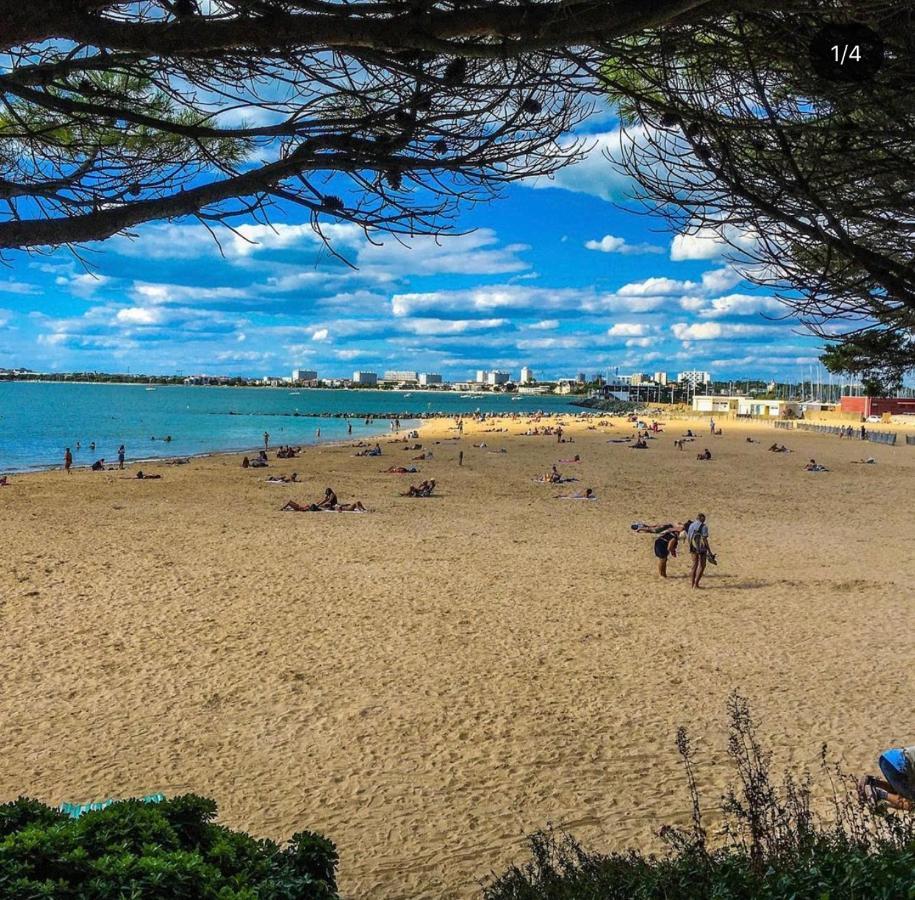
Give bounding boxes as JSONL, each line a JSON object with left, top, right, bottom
{"left": 0, "top": 794, "right": 338, "bottom": 899}
{"left": 484, "top": 694, "right": 915, "bottom": 899}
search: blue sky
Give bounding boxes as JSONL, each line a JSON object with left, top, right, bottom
{"left": 0, "top": 122, "right": 828, "bottom": 382}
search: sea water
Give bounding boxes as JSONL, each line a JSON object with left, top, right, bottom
{"left": 0, "top": 382, "right": 579, "bottom": 472}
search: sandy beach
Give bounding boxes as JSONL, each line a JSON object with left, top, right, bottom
{"left": 1, "top": 413, "right": 913, "bottom": 899}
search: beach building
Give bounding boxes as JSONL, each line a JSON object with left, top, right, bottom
{"left": 653, "top": 371, "right": 669, "bottom": 385}
{"left": 691, "top": 395, "right": 800, "bottom": 417}
{"left": 382, "top": 370, "right": 418, "bottom": 384}
{"left": 486, "top": 371, "right": 511, "bottom": 386}
{"left": 352, "top": 371, "right": 378, "bottom": 386}
{"left": 679, "top": 370, "right": 712, "bottom": 387}
{"left": 839, "top": 396, "right": 915, "bottom": 418}
{"left": 418, "top": 373, "right": 443, "bottom": 386}
{"left": 291, "top": 368, "right": 317, "bottom": 383}
{"left": 520, "top": 366, "right": 534, "bottom": 385}
{"left": 475, "top": 369, "right": 487, "bottom": 384}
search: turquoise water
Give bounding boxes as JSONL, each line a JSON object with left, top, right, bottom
{"left": 0, "top": 382, "right": 579, "bottom": 472}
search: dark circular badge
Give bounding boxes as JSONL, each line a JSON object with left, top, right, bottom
{"left": 809, "top": 22, "right": 884, "bottom": 83}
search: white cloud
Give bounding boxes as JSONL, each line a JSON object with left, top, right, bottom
{"left": 528, "top": 319, "right": 559, "bottom": 330}
{"left": 671, "top": 226, "right": 758, "bottom": 262}
{"left": 625, "top": 337, "right": 654, "bottom": 347}
{"left": 398, "top": 317, "right": 508, "bottom": 335}
{"left": 608, "top": 322, "right": 650, "bottom": 337}
{"left": 671, "top": 322, "right": 775, "bottom": 341}
{"left": 701, "top": 266, "right": 744, "bottom": 294}
{"left": 525, "top": 128, "right": 644, "bottom": 202}
{"left": 311, "top": 327, "right": 330, "bottom": 342}
{"left": 56, "top": 272, "right": 111, "bottom": 298}
{"left": 618, "top": 276, "right": 698, "bottom": 297}
{"left": 116, "top": 306, "right": 167, "bottom": 326}
{"left": 698, "top": 293, "right": 784, "bottom": 318}
{"left": 0, "top": 279, "right": 40, "bottom": 296}
{"left": 585, "top": 234, "right": 665, "bottom": 255}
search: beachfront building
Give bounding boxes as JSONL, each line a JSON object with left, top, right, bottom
{"left": 291, "top": 368, "right": 317, "bottom": 383}
{"left": 839, "top": 396, "right": 915, "bottom": 418}
{"left": 691, "top": 395, "right": 801, "bottom": 417}
{"left": 418, "top": 373, "right": 443, "bottom": 386}
{"left": 653, "top": 371, "right": 669, "bottom": 385}
{"left": 678, "top": 370, "right": 713, "bottom": 387}
{"left": 382, "top": 370, "right": 419, "bottom": 384}
{"left": 520, "top": 366, "right": 534, "bottom": 385}
{"left": 475, "top": 369, "right": 487, "bottom": 384}
{"left": 486, "top": 370, "right": 511, "bottom": 386}
{"left": 629, "top": 372, "right": 651, "bottom": 386}
{"left": 352, "top": 371, "right": 378, "bottom": 386}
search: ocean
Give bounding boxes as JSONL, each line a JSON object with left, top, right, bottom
{"left": 0, "top": 382, "right": 580, "bottom": 472}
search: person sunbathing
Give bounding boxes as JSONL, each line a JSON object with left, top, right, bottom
{"left": 852, "top": 457, "right": 877, "bottom": 464}
{"left": 412, "top": 453, "right": 426, "bottom": 460}
{"left": 558, "top": 454, "right": 581, "bottom": 463}
{"left": 746, "top": 437, "right": 758, "bottom": 443}
{"left": 631, "top": 520, "right": 691, "bottom": 534}
{"left": 282, "top": 487, "right": 338, "bottom": 512}
{"left": 804, "top": 459, "right": 829, "bottom": 472}
{"left": 383, "top": 465, "right": 417, "bottom": 474}
{"left": 91, "top": 458, "right": 105, "bottom": 470}
{"left": 135, "top": 471, "right": 162, "bottom": 480}
{"left": 0, "top": 475, "right": 9, "bottom": 486}
{"left": 336, "top": 500, "right": 367, "bottom": 512}
{"left": 768, "top": 443, "right": 790, "bottom": 452}
{"left": 697, "top": 448, "right": 712, "bottom": 460}
{"left": 556, "top": 487, "right": 596, "bottom": 500}
{"left": 631, "top": 438, "right": 648, "bottom": 449}
{"left": 404, "top": 479, "right": 436, "bottom": 497}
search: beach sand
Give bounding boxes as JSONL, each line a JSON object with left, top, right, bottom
{"left": 1, "top": 414, "right": 913, "bottom": 898}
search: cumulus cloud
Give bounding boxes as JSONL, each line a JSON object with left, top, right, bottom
{"left": 585, "top": 234, "right": 664, "bottom": 255}
{"left": 670, "top": 226, "right": 759, "bottom": 262}
{"left": 525, "top": 128, "right": 644, "bottom": 202}
{"left": 671, "top": 322, "right": 775, "bottom": 341}
{"left": 698, "top": 294, "right": 784, "bottom": 318}
{"left": 608, "top": 322, "right": 650, "bottom": 337}
{"left": 311, "top": 327, "right": 330, "bottom": 342}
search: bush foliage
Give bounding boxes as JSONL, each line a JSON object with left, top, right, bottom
{"left": 0, "top": 793, "right": 338, "bottom": 898}
{"left": 484, "top": 694, "right": 915, "bottom": 899}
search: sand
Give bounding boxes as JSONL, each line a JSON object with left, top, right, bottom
{"left": 1, "top": 413, "right": 913, "bottom": 899}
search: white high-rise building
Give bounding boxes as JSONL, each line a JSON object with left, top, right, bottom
{"left": 653, "top": 371, "right": 669, "bottom": 385}
{"left": 418, "top": 373, "right": 443, "bottom": 386}
{"left": 475, "top": 369, "right": 487, "bottom": 384}
{"left": 486, "top": 370, "right": 510, "bottom": 386}
{"left": 678, "top": 370, "right": 713, "bottom": 387}
{"left": 520, "top": 366, "right": 534, "bottom": 385}
{"left": 352, "top": 371, "right": 378, "bottom": 386}
{"left": 291, "top": 368, "right": 317, "bottom": 383}
{"left": 382, "top": 370, "right": 418, "bottom": 383}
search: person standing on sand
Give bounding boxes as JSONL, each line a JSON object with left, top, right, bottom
{"left": 654, "top": 529, "right": 679, "bottom": 578}
{"left": 458, "top": 450, "right": 463, "bottom": 467}
{"left": 263, "top": 431, "right": 269, "bottom": 451}
{"left": 687, "top": 514, "right": 713, "bottom": 589}
{"left": 64, "top": 447, "right": 72, "bottom": 474}
{"left": 117, "top": 444, "right": 125, "bottom": 470}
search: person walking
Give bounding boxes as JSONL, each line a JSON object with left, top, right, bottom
{"left": 64, "top": 447, "right": 72, "bottom": 474}
{"left": 117, "top": 444, "right": 125, "bottom": 470}
{"left": 687, "top": 513, "right": 714, "bottom": 589}
{"left": 263, "top": 431, "right": 270, "bottom": 451}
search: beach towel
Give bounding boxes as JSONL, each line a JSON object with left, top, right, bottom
{"left": 59, "top": 793, "right": 165, "bottom": 819}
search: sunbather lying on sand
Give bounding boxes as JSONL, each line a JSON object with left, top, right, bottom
{"left": 403, "top": 479, "right": 436, "bottom": 497}
{"left": 135, "top": 471, "right": 162, "bottom": 480}
{"left": 383, "top": 465, "right": 417, "bottom": 474}
{"left": 631, "top": 520, "right": 691, "bottom": 534}
{"left": 266, "top": 473, "right": 298, "bottom": 483}
{"left": 768, "top": 443, "right": 790, "bottom": 452}
{"left": 555, "top": 488, "right": 596, "bottom": 500}
{"left": 282, "top": 487, "right": 339, "bottom": 512}
{"left": 558, "top": 455, "right": 581, "bottom": 463}
{"left": 852, "top": 457, "right": 877, "bottom": 464}
{"left": 631, "top": 438, "right": 648, "bottom": 449}
{"left": 804, "top": 459, "right": 829, "bottom": 472}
